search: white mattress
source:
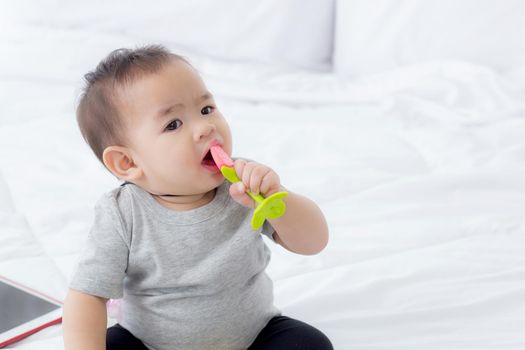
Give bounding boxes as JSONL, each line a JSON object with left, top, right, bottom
{"left": 2, "top": 25, "right": 525, "bottom": 350}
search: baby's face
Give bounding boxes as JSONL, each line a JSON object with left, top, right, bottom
{"left": 117, "top": 59, "right": 232, "bottom": 196}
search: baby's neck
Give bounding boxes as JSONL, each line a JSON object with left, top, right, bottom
{"left": 152, "top": 188, "right": 216, "bottom": 211}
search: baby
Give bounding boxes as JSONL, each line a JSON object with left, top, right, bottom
{"left": 62, "top": 45, "right": 332, "bottom": 350}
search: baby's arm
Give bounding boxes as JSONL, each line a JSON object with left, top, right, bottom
{"left": 63, "top": 288, "right": 108, "bottom": 350}
{"left": 266, "top": 191, "right": 329, "bottom": 255}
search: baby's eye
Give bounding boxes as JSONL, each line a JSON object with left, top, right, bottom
{"left": 201, "top": 105, "right": 214, "bottom": 115}
{"left": 165, "top": 119, "right": 183, "bottom": 131}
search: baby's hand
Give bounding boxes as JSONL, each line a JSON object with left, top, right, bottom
{"left": 229, "top": 159, "right": 282, "bottom": 209}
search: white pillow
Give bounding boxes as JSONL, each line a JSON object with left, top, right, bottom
{"left": 4, "top": 0, "right": 335, "bottom": 71}
{"left": 334, "top": 0, "right": 525, "bottom": 77}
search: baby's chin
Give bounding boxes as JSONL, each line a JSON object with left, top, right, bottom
{"left": 175, "top": 176, "right": 225, "bottom": 196}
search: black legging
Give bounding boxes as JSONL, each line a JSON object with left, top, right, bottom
{"left": 107, "top": 315, "right": 333, "bottom": 349}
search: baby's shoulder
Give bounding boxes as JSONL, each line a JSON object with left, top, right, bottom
{"left": 95, "top": 185, "right": 132, "bottom": 210}
{"left": 93, "top": 185, "right": 134, "bottom": 234}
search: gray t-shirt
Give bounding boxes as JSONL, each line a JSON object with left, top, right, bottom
{"left": 69, "top": 180, "right": 281, "bottom": 350}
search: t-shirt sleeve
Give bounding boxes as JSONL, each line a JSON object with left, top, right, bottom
{"left": 260, "top": 219, "right": 277, "bottom": 243}
{"left": 69, "top": 193, "right": 129, "bottom": 299}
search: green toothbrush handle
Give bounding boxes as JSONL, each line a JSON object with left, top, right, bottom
{"left": 220, "top": 166, "right": 264, "bottom": 203}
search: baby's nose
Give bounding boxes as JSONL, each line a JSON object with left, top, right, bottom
{"left": 194, "top": 121, "right": 216, "bottom": 141}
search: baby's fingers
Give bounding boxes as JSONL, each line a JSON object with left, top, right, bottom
{"left": 234, "top": 159, "right": 247, "bottom": 180}
{"left": 249, "top": 166, "right": 271, "bottom": 195}
{"left": 229, "top": 182, "right": 256, "bottom": 209}
{"left": 260, "top": 171, "right": 281, "bottom": 196}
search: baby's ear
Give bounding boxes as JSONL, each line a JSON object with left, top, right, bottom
{"left": 102, "top": 146, "right": 143, "bottom": 181}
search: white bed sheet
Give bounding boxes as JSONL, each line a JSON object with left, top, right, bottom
{"left": 1, "top": 25, "right": 525, "bottom": 350}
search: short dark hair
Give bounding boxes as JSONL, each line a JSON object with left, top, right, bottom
{"left": 76, "top": 44, "right": 189, "bottom": 166}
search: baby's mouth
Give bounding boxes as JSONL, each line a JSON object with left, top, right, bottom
{"left": 201, "top": 150, "right": 218, "bottom": 168}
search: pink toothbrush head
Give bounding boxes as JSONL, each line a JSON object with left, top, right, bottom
{"left": 210, "top": 145, "right": 235, "bottom": 168}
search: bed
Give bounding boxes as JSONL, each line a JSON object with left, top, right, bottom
{"left": 1, "top": 1, "right": 525, "bottom": 349}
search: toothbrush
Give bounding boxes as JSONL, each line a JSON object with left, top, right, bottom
{"left": 210, "top": 145, "right": 288, "bottom": 230}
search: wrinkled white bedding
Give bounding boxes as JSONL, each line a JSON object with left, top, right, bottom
{"left": 1, "top": 14, "right": 525, "bottom": 350}
{"left": 2, "top": 57, "right": 524, "bottom": 349}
